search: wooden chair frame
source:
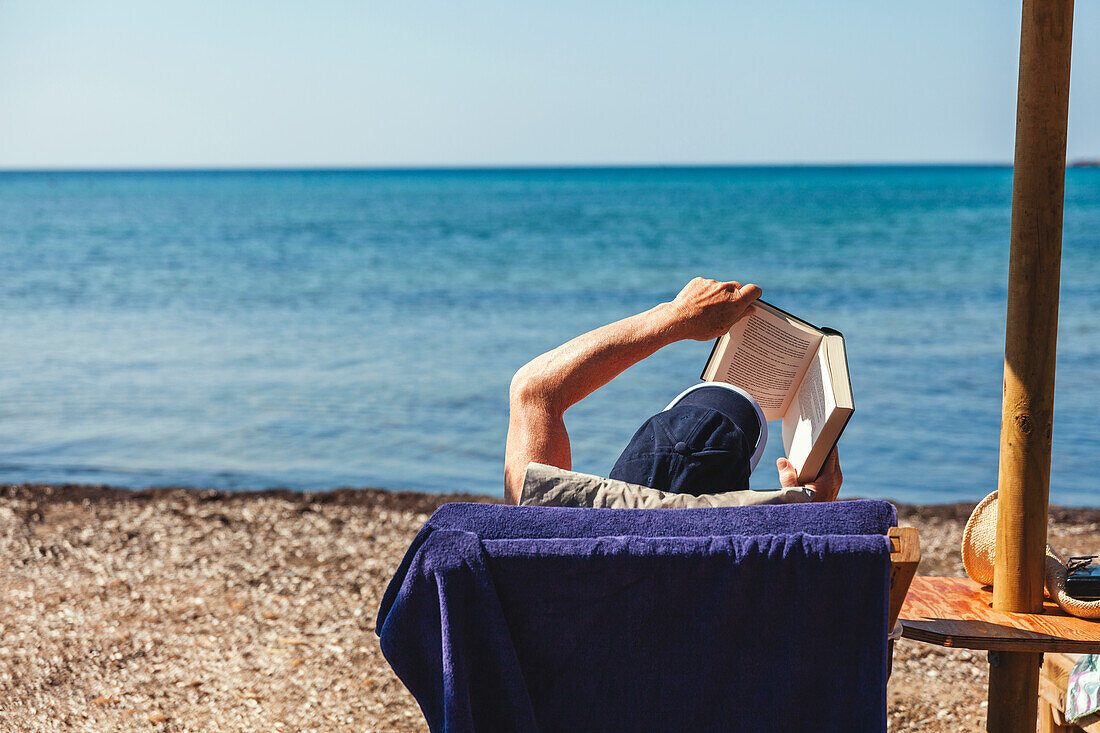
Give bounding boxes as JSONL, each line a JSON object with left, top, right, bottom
{"left": 887, "top": 527, "right": 921, "bottom": 678}
{"left": 889, "top": 526, "right": 921, "bottom": 630}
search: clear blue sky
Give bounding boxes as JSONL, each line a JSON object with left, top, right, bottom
{"left": 1, "top": 1, "right": 1097, "bottom": 168}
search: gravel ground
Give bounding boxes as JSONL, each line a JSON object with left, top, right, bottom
{"left": 2, "top": 483, "right": 1099, "bottom": 732}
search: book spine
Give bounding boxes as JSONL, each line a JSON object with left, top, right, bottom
{"left": 799, "top": 408, "right": 855, "bottom": 483}
{"left": 700, "top": 337, "right": 723, "bottom": 381}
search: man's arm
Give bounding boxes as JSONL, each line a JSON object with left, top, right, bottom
{"left": 504, "top": 278, "right": 762, "bottom": 504}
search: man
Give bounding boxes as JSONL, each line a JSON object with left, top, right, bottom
{"left": 504, "top": 277, "right": 841, "bottom": 505}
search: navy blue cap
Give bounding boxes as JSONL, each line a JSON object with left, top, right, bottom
{"left": 609, "top": 383, "right": 767, "bottom": 495}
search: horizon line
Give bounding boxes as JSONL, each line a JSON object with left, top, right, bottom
{"left": 0, "top": 161, "right": 1028, "bottom": 174}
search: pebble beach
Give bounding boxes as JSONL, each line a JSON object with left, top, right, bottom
{"left": 4, "top": 5, "right": 1099, "bottom": 731}
{"left": 3, "top": 483, "right": 1099, "bottom": 732}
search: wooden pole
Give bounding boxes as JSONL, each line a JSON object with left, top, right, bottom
{"left": 988, "top": 0, "right": 1073, "bottom": 731}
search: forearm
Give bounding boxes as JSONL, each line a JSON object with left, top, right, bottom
{"left": 504, "top": 302, "right": 683, "bottom": 504}
{"left": 509, "top": 301, "right": 683, "bottom": 416}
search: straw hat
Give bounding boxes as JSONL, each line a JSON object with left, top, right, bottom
{"left": 962, "top": 490, "right": 1100, "bottom": 619}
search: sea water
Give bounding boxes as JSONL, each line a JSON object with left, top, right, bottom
{"left": 0, "top": 167, "right": 1097, "bottom": 505}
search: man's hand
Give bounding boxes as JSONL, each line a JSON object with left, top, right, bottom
{"left": 777, "top": 448, "right": 842, "bottom": 502}
{"left": 667, "top": 278, "right": 762, "bottom": 342}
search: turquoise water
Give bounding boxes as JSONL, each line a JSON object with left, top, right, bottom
{"left": 0, "top": 167, "right": 1097, "bottom": 505}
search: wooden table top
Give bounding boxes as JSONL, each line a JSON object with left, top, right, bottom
{"left": 899, "top": 576, "right": 1100, "bottom": 653}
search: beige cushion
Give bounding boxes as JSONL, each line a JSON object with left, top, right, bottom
{"left": 520, "top": 462, "right": 815, "bottom": 509}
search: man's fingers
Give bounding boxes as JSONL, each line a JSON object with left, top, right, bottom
{"left": 813, "top": 449, "right": 841, "bottom": 502}
{"left": 738, "top": 283, "right": 762, "bottom": 301}
{"left": 776, "top": 457, "right": 799, "bottom": 488}
{"left": 719, "top": 281, "right": 761, "bottom": 311}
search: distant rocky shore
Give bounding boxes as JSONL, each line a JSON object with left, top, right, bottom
{"left": 3, "top": 483, "right": 1098, "bottom": 732}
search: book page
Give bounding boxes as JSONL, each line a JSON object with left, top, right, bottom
{"left": 717, "top": 305, "right": 822, "bottom": 420}
{"left": 782, "top": 342, "right": 838, "bottom": 472}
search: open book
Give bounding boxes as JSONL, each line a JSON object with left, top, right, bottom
{"left": 700, "top": 300, "right": 853, "bottom": 483}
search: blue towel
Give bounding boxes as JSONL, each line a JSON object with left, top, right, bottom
{"left": 378, "top": 501, "right": 895, "bottom": 732}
